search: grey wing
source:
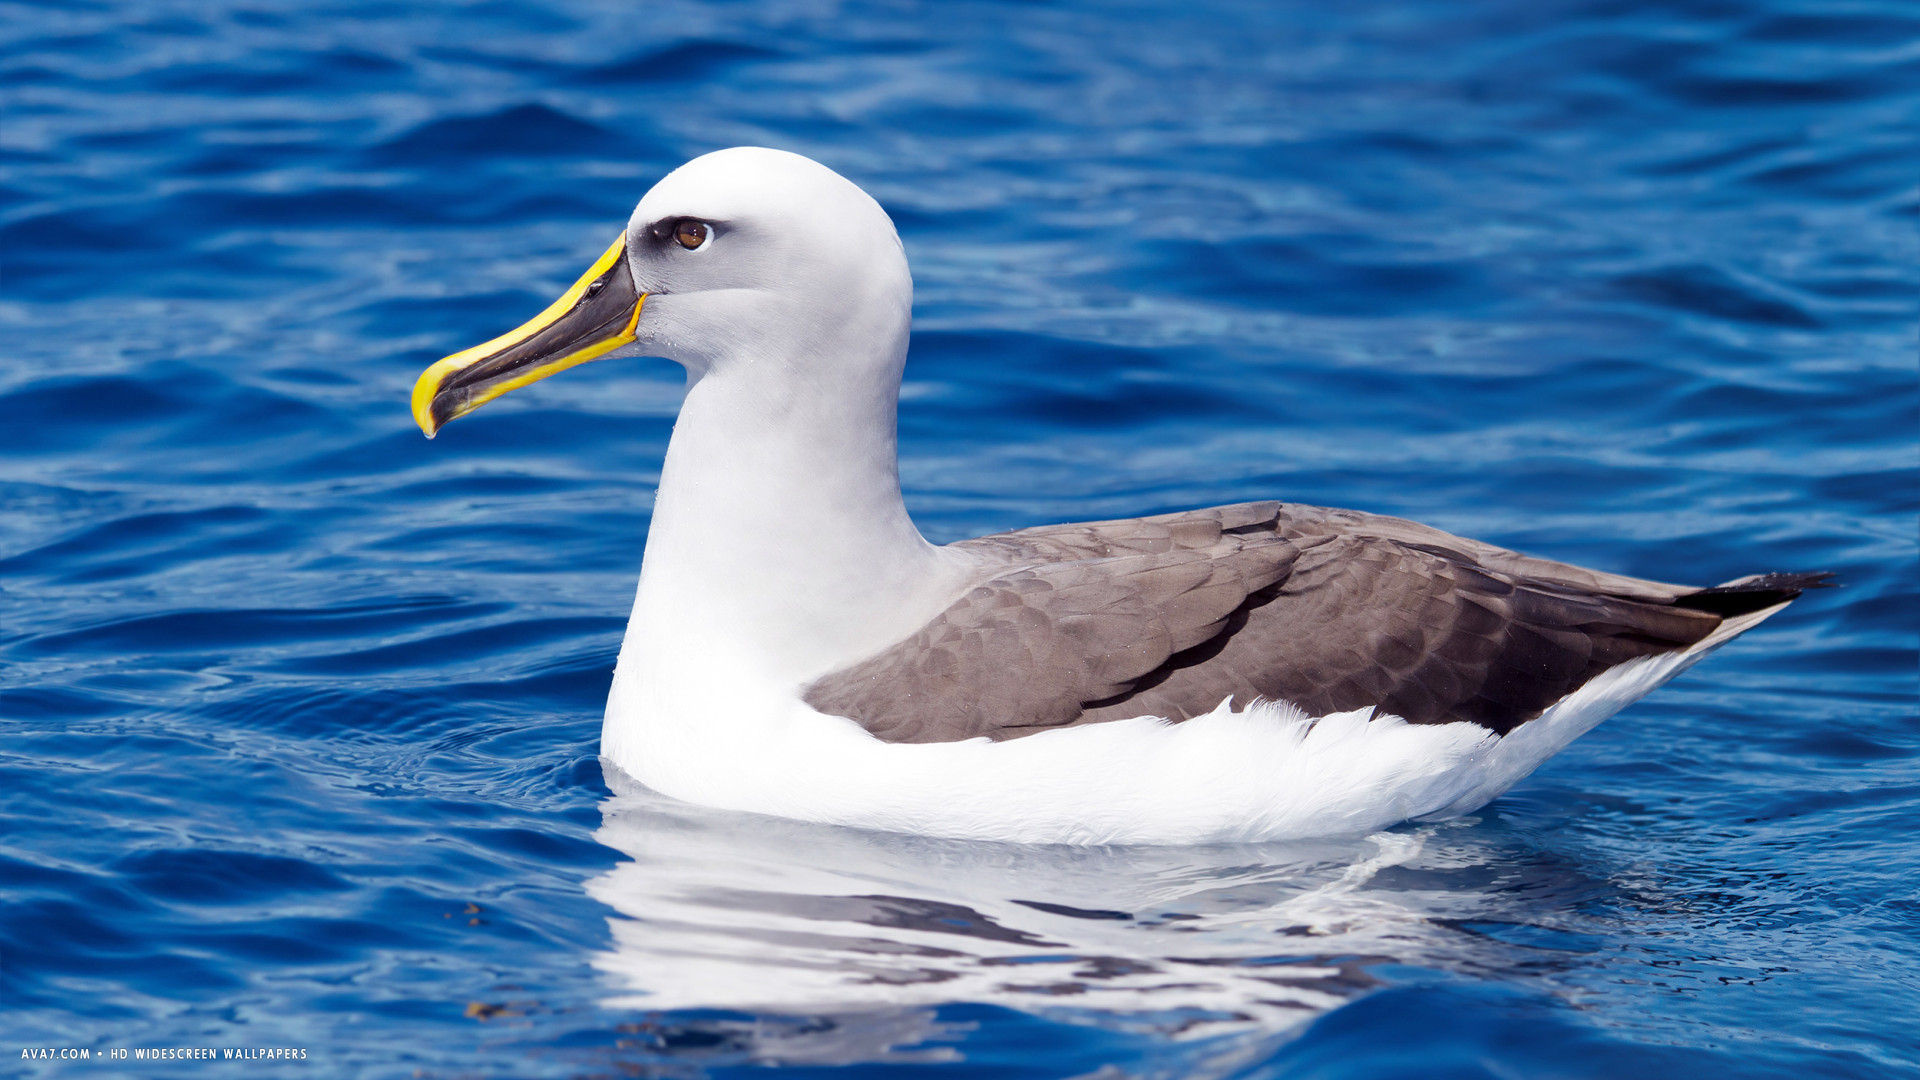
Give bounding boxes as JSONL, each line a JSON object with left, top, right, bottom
{"left": 803, "top": 501, "right": 1797, "bottom": 743}
{"left": 803, "top": 504, "right": 1302, "bottom": 742}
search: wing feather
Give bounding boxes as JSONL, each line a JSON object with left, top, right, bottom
{"left": 802, "top": 502, "right": 1751, "bottom": 742}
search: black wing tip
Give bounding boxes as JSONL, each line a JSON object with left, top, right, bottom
{"left": 1675, "top": 571, "right": 1836, "bottom": 617}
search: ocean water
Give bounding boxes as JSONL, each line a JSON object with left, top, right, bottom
{"left": 3, "top": 0, "right": 1916, "bottom": 1075}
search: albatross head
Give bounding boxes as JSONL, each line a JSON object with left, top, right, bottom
{"left": 412, "top": 147, "right": 912, "bottom": 437}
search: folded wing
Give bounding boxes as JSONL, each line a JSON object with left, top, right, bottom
{"left": 803, "top": 501, "right": 1815, "bottom": 743}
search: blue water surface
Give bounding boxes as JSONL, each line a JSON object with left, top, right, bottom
{"left": 3, "top": 1, "right": 1917, "bottom": 1076}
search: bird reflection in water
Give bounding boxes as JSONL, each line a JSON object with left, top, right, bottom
{"left": 586, "top": 765, "right": 1618, "bottom": 1068}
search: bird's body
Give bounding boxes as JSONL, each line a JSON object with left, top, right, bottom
{"left": 413, "top": 147, "right": 1823, "bottom": 845}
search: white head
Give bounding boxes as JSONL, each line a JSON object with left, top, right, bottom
{"left": 412, "top": 147, "right": 912, "bottom": 436}
{"left": 625, "top": 147, "right": 911, "bottom": 377}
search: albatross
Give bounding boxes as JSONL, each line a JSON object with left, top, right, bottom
{"left": 411, "top": 147, "right": 1825, "bottom": 845}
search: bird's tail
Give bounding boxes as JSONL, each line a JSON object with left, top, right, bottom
{"left": 1671, "top": 571, "right": 1833, "bottom": 654}
{"left": 1674, "top": 571, "right": 1835, "bottom": 618}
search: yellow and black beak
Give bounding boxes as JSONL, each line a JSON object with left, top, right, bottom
{"left": 411, "top": 235, "right": 644, "bottom": 437}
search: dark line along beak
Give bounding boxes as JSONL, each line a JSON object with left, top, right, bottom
{"left": 411, "top": 234, "right": 645, "bottom": 437}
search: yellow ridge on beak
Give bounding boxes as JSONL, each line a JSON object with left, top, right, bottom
{"left": 411, "top": 234, "right": 645, "bottom": 437}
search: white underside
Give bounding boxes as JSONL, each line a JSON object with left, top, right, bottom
{"left": 603, "top": 607, "right": 1780, "bottom": 846}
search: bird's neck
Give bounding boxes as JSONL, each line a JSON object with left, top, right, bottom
{"left": 613, "top": 349, "right": 972, "bottom": 705}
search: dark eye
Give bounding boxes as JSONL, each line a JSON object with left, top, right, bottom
{"left": 674, "top": 220, "right": 710, "bottom": 250}
{"left": 584, "top": 277, "right": 606, "bottom": 297}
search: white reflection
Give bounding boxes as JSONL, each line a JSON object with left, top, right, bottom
{"left": 588, "top": 763, "right": 1594, "bottom": 1064}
